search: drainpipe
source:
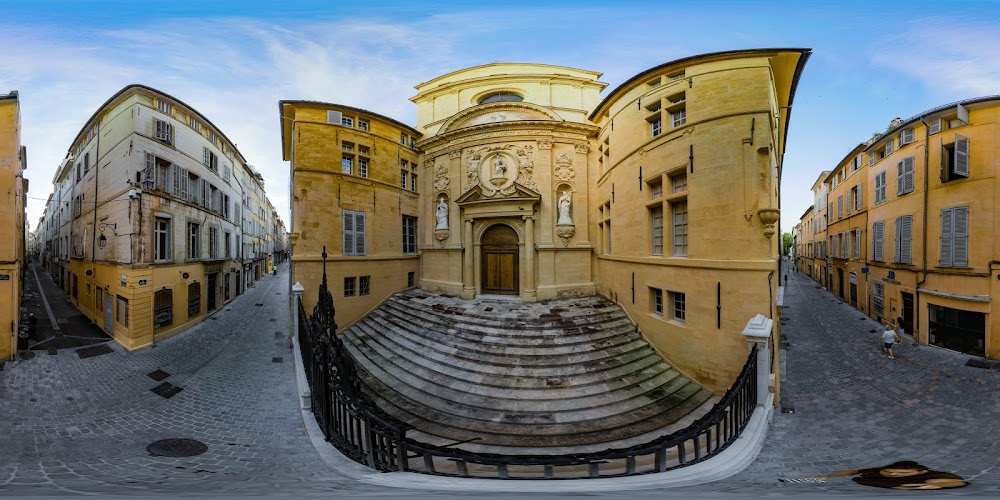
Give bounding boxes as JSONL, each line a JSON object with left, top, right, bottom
{"left": 916, "top": 117, "right": 930, "bottom": 338}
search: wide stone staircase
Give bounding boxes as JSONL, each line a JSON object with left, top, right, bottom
{"left": 341, "top": 289, "right": 717, "bottom": 456}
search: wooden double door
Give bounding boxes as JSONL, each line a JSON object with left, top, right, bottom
{"left": 481, "top": 225, "right": 519, "bottom": 295}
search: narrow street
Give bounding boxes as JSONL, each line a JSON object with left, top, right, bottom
{"left": 1, "top": 263, "right": 997, "bottom": 497}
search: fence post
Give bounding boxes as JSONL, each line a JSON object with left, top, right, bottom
{"left": 291, "top": 282, "right": 309, "bottom": 409}
{"left": 741, "top": 314, "right": 772, "bottom": 406}
{"left": 292, "top": 281, "right": 304, "bottom": 345}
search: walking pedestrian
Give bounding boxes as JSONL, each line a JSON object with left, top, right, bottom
{"left": 896, "top": 317, "right": 906, "bottom": 338}
{"left": 882, "top": 323, "right": 897, "bottom": 359}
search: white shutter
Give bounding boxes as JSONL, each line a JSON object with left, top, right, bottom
{"left": 954, "top": 134, "right": 969, "bottom": 177}
{"left": 855, "top": 182, "right": 863, "bottom": 210}
{"left": 874, "top": 173, "right": 882, "bottom": 203}
{"left": 894, "top": 217, "right": 902, "bottom": 263}
{"left": 873, "top": 221, "right": 884, "bottom": 261}
{"left": 203, "top": 147, "right": 210, "bottom": 166}
{"left": 868, "top": 153, "right": 875, "bottom": 167}
{"left": 896, "top": 161, "right": 904, "bottom": 195}
{"left": 940, "top": 208, "right": 953, "bottom": 266}
{"left": 854, "top": 229, "right": 861, "bottom": 259}
{"left": 903, "top": 157, "right": 914, "bottom": 193}
{"left": 898, "top": 215, "right": 912, "bottom": 264}
{"left": 355, "top": 212, "right": 366, "bottom": 255}
{"left": 202, "top": 179, "right": 210, "bottom": 208}
{"left": 327, "top": 110, "right": 343, "bottom": 125}
{"left": 929, "top": 118, "right": 941, "bottom": 134}
{"left": 343, "top": 211, "right": 354, "bottom": 255}
{"left": 954, "top": 206, "right": 968, "bottom": 267}
{"left": 842, "top": 232, "right": 849, "bottom": 258}
{"left": 173, "top": 164, "right": 184, "bottom": 198}
{"left": 957, "top": 103, "right": 969, "bottom": 125}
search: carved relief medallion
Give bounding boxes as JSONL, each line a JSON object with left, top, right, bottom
{"left": 554, "top": 153, "right": 575, "bottom": 182}
{"left": 432, "top": 158, "right": 450, "bottom": 192}
{"left": 464, "top": 144, "right": 538, "bottom": 197}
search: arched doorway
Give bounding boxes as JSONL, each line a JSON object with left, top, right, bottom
{"left": 481, "top": 224, "right": 519, "bottom": 295}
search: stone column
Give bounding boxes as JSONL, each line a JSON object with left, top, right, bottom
{"left": 462, "top": 219, "right": 475, "bottom": 299}
{"left": 291, "top": 282, "right": 304, "bottom": 349}
{"left": 523, "top": 216, "right": 537, "bottom": 302}
{"left": 741, "top": 313, "right": 773, "bottom": 407}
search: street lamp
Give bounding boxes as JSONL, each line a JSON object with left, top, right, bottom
{"left": 98, "top": 223, "right": 116, "bottom": 249}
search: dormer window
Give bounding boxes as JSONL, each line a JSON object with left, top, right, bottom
{"left": 478, "top": 92, "right": 523, "bottom": 104}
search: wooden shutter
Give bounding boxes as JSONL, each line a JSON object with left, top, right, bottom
{"left": 899, "top": 215, "right": 912, "bottom": 264}
{"left": 873, "top": 221, "right": 884, "bottom": 261}
{"left": 929, "top": 118, "right": 940, "bottom": 134}
{"left": 343, "top": 211, "right": 354, "bottom": 255}
{"left": 903, "top": 157, "right": 914, "bottom": 193}
{"left": 940, "top": 208, "right": 952, "bottom": 266}
{"left": 954, "top": 134, "right": 969, "bottom": 177}
{"left": 896, "top": 161, "right": 904, "bottom": 195}
{"left": 355, "top": 212, "right": 366, "bottom": 255}
{"left": 854, "top": 229, "right": 861, "bottom": 259}
{"left": 894, "top": 217, "right": 902, "bottom": 263}
{"left": 172, "top": 165, "right": 183, "bottom": 198}
{"left": 874, "top": 173, "right": 882, "bottom": 203}
{"left": 954, "top": 206, "right": 968, "bottom": 267}
{"left": 855, "top": 182, "right": 863, "bottom": 210}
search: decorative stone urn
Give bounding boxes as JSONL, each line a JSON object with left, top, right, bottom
{"left": 757, "top": 208, "right": 780, "bottom": 239}
{"left": 555, "top": 224, "right": 575, "bottom": 247}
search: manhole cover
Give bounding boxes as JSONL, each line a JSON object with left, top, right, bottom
{"left": 147, "top": 369, "right": 170, "bottom": 381}
{"left": 150, "top": 382, "right": 184, "bottom": 399}
{"left": 146, "top": 438, "right": 208, "bottom": 457}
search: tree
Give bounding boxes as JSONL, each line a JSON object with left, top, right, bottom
{"left": 782, "top": 232, "right": 793, "bottom": 256}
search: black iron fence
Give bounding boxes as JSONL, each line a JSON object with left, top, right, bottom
{"left": 296, "top": 248, "right": 760, "bottom": 478}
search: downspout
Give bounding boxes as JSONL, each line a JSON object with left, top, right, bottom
{"left": 916, "top": 117, "right": 930, "bottom": 337}
{"left": 90, "top": 117, "right": 101, "bottom": 289}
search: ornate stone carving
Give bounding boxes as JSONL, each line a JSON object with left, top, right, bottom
{"left": 757, "top": 208, "right": 780, "bottom": 239}
{"left": 433, "top": 160, "right": 450, "bottom": 192}
{"left": 434, "top": 229, "right": 450, "bottom": 242}
{"left": 555, "top": 224, "right": 575, "bottom": 247}
{"left": 557, "top": 190, "right": 573, "bottom": 225}
{"left": 449, "top": 149, "right": 462, "bottom": 159}
{"left": 435, "top": 197, "right": 449, "bottom": 229}
{"left": 464, "top": 144, "right": 537, "bottom": 197}
{"left": 537, "top": 140, "right": 552, "bottom": 150}
{"left": 574, "top": 143, "right": 590, "bottom": 154}
{"left": 554, "top": 153, "right": 575, "bottom": 182}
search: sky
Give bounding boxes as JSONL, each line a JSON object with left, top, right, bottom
{"left": 4, "top": 0, "right": 1000, "bottom": 237}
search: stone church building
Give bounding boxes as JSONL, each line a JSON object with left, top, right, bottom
{"left": 281, "top": 48, "right": 810, "bottom": 392}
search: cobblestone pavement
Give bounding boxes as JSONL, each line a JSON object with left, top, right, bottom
{"left": 1, "top": 263, "right": 997, "bottom": 498}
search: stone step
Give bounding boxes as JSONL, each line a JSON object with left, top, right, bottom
{"left": 343, "top": 336, "right": 682, "bottom": 411}
{"left": 368, "top": 305, "right": 641, "bottom": 357}
{"left": 379, "top": 298, "right": 634, "bottom": 346}
{"left": 343, "top": 327, "right": 667, "bottom": 391}
{"left": 357, "top": 311, "right": 653, "bottom": 368}
{"left": 384, "top": 294, "right": 629, "bottom": 331}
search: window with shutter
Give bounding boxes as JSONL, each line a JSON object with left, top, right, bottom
{"left": 842, "top": 232, "right": 849, "bottom": 258}
{"left": 873, "top": 221, "right": 884, "bottom": 261}
{"left": 854, "top": 229, "right": 861, "bottom": 259}
{"left": 895, "top": 215, "right": 912, "bottom": 264}
{"left": 940, "top": 208, "right": 953, "bottom": 266}
{"left": 837, "top": 196, "right": 843, "bottom": 219}
{"left": 855, "top": 183, "right": 862, "bottom": 210}
{"left": 928, "top": 118, "right": 941, "bottom": 134}
{"left": 327, "top": 110, "right": 343, "bottom": 124}
{"left": 954, "top": 206, "right": 968, "bottom": 267}
{"left": 954, "top": 134, "right": 969, "bottom": 178}
{"left": 144, "top": 152, "right": 155, "bottom": 181}
{"left": 354, "top": 212, "right": 366, "bottom": 255}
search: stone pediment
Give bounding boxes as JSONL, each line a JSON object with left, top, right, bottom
{"left": 439, "top": 102, "right": 563, "bottom": 134}
{"left": 455, "top": 183, "right": 541, "bottom": 206}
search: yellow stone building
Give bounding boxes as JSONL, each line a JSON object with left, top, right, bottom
{"left": 39, "top": 85, "right": 279, "bottom": 350}
{"left": 799, "top": 171, "right": 830, "bottom": 284}
{"left": 1, "top": 91, "right": 28, "bottom": 361}
{"left": 285, "top": 49, "right": 811, "bottom": 391}
{"left": 803, "top": 97, "right": 1000, "bottom": 359}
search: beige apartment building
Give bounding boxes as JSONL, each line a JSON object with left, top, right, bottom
{"left": 285, "top": 49, "right": 811, "bottom": 391}
{"left": 1, "top": 91, "right": 28, "bottom": 361}
{"left": 801, "top": 97, "right": 1000, "bottom": 359}
{"left": 799, "top": 171, "right": 830, "bottom": 284}
{"left": 38, "top": 85, "right": 281, "bottom": 350}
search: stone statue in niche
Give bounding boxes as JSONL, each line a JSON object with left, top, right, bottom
{"left": 557, "top": 190, "right": 573, "bottom": 225}
{"left": 435, "top": 197, "right": 449, "bottom": 229}
{"left": 494, "top": 156, "right": 507, "bottom": 177}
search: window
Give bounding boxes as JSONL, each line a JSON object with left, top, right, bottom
{"left": 670, "top": 173, "right": 687, "bottom": 193}
{"left": 359, "top": 158, "right": 369, "bottom": 178}
{"left": 154, "top": 217, "right": 171, "bottom": 261}
{"left": 841, "top": 231, "right": 849, "bottom": 258}
{"left": 868, "top": 153, "right": 875, "bottom": 167}
{"left": 837, "top": 195, "right": 843, "bottom": 219}
{"left": 872, "top": 220, "right": 885, "bottom": 262}
{"left": 400, "top": 133, "right": 407, "bottom": 145}
{"left": 940, "top": 206, "right": 969, "bottom": 267}
{"left": 400, "top": 170, "right": 407, "bottom": 189}
{"left": 341, "top": 156, "right": 353, "bottom": 174}
{"left": 649, "top": 178, "right": 662, "bottom": 199}
{"left": 873, "top": 281, "right": 884, "bottom": 316}
{"left": 224, "top": 232, "right": 231, "bottom": 259}
{"left": 342, "top": 116, "right": 354, "bottom": 127}
{"left": 358, "top": 119, "right": 369, "bottom": 131}
{"left": 203, "top": 148, "right": 219, "bottom": 172}
{"left": 478, "top": 92, "right": 523, "bottom": 104}
{"left": 188, "top": 282, "right": 200, "bottom": 317}
{"left": 672, "top": 201, "right": 688, "bottom": 256}
{"left": 342, "top": 142, "right": 354, "bottom": 152}
{"left": 116, "top": 295, "right": 129, "bottom": 327}
{"left": 359, "top": 276, "right": 370, "bottom": 296}
{"left": 884, "top": 141, "right": 893, "bottom": 156}
{"left": 157, "top": 100, "right": 172, "bottom": 114}
{"left": 853, "top": 229, "right": 861, "bottom": 259}
{"left": 668, "top": 71, "right": 685, "bottom": 81}
{"left": 874, "top": 170, "right": 886, "bottom": 204}
{"left": 894, "top": 215, "right": 913, "bottom": 264}
{"left": 342, "top": 210, "right": 366, "bottom": 256}
{"left": 897, "top": 157, "right": 915, "bottom": 195}
{"left": 651, "top": 288, "right": 663, "bottom": 316}
{"left": 411, "top": 172, "right": 417, "bottom": 192}
{"left": 407, "top": 271, "right": 415, "bottom": 288}
{"left": 153, "top": 289, "right": 173, "bottom": 330}
{"left": 72, "top": 194, "right": 83, "bottom": 218}
{"left": 650, "top": 118, "right": 662, "bottom": 137}
{"left": 344, "top": 277, "right": 356, "bottom": 297}
{"left": 941, "top": 134, "right": 970, "bottom": 182}
{"left": 155, "top": 119, "right": 173, "bottom": 144}
{"left": 84, "top": 152, "right": 90, "bottom": 172}
{"left": 928, "top": 118, "right": 941, "bottom": 135}
{"left": 188, "top": 116, "right": 200, "bottom": 131}
{"left": 209, "top": 132, "right": 218, "bottom": 146}
{"left": 671, "top": 108, "right": 686, "bottom": 128}
{"left": 209, "top": 226, "right": 219, "bottom": 259}
{"left": 403, "top": 216, "right": 417, "bottom": 254}
{"left": 898, "top": 128, "right": 914, "bottom": 147}
{"left": 187, "top": 222, "right": 201, "bottom": 259}
{"left": 72, "top": 274, "right": 78, "bottom": 299}
{"left": 651, "top": 206, "right": 663, "bottom": 255}
{"left": 854, "top": 183, "right": 862, "bottom": 211}
{"left": 670, "top": 292, "right": 686, "bottom": 322}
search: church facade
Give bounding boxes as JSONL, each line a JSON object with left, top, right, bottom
{"left": 282, "top": 48, "right": 810, "bottom": 391}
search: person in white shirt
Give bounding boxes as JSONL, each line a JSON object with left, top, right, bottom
{"left": 882, "top": 324, "right": 897, "bottom": 359}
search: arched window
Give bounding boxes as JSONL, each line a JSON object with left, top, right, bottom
{"left": 478, "top": 92, "right": 523, "bottom": 105}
